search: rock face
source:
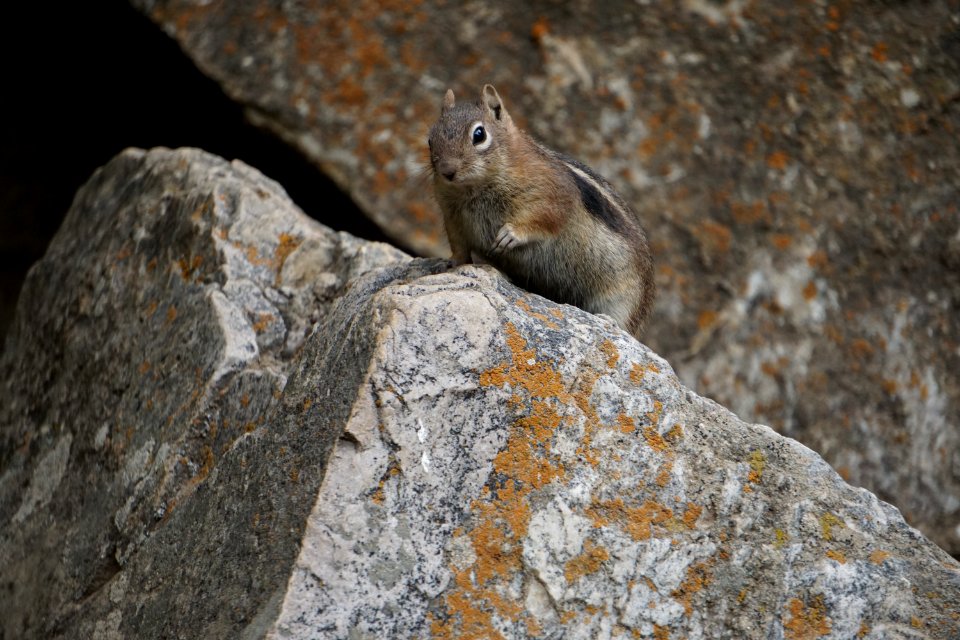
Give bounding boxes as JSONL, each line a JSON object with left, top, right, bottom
{"left": 2, "top": 148, "right": 959, "bottom": 638}
{"left": 0, "top": 147, "right": 406, "bottom": 638}
{"left": 128, "top": 0, "right": 960, "bottom": 554}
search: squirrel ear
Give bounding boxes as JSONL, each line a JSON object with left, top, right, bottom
{"left": 481, "top": 84, "right": 506, "bottom": 121}
{"left": 442, "top": 89, "right": 456, "bottom": 112}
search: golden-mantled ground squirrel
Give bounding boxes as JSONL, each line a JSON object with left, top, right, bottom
{"left": 428, "top": 84, "right": 655, "bottom": 339}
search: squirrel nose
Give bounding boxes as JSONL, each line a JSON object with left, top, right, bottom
{"left": 437, "top": 159, "right": 458, "bottom": 182}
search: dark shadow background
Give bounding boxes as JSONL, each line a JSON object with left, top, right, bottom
{"left": 0, "top": 0, "right": 397, "bottom": 342}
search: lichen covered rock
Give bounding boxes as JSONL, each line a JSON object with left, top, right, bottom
{"left": 130, "top": 0, "right": 960, "bottom": 554}
{"left": 2, "top": 147, "right": 958, "bottom": 638}
{"left": 0, "top": 147, "right": 406, "bottom": 638}
{"left": 266, "top": 262, "right": 960, "bottom": 639}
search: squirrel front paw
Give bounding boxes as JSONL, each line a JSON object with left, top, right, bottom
{"left": 491, "top": 223, "right": 526, "bottom": 254}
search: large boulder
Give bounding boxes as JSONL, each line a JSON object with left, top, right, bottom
{"left": 0, "top": 147, "right": 406, "bottom": 638}
{"left": 1, "top": 148, "right": 958, "bottom": 638}
{"left": 128, "top": 0, "right": 960, "bottom": 554}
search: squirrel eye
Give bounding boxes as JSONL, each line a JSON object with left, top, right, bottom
{"left": 471, "top": 125, "right": 486, "bottom": 146}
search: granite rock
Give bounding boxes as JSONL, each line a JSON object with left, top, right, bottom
{"left": 130, "top": 0, "right": 960, "bottom": 554}
{"left": 266, "top": 261, "right": 960, "bottom": 639}
{"left": 2, "top": 147, "right": 959, "bottom": 638}
{"left": 0, "top": 147, "right": 406, "bottom": 638}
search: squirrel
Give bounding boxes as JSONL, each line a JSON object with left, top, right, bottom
{"left": 428, "top": 84, "right": 655, "bottom": 339}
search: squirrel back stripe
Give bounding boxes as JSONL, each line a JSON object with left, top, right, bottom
{"left": 561, "top": 160, "right": 633, "bottom": 237}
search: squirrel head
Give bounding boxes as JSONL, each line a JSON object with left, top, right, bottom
{"left": 428, "top": 84, "right": 514, "bottom": 187}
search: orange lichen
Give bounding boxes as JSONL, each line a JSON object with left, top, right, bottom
{"left": 584, "top": 498, "right": 617, "bottom": 528}
{"left": 826, "top": 550, "right": 846, "bottom": 564}
{"left": 273, "top": 232, "right": 302, "bottom": 283}
{"left": 406, "top": 201, "right": 432, "bottom": 223}
{"left": 802, "top": 280, "right": 817, "bottom": 301}
{"left": 644, "top": 425, "right": 669, "bottom": 452}
{"left": 496, "top": 405, "right": 566, "bottom": 491}
{"left": 436, "top": 322, "right": 575, "bottom": 636}
{"left": 178, "top": 254, "right": 204, "bottom": 280}
{"left": 335, "top": 76, "right": 367, "bottom": 105}
{"left": 731, "top": 200, "right": 771, "bottom": 225}
{"left": 438, "top": 314, "right": 691, "bottom": 633}
{"left": 767, "top": 151, "right": 790, "bottom": 170}
{"left": 697, "top": 310, "right": 718, "bottom": 329}
{"left": 241, "top": 244, "right": 269, "bottom": 267}
{"left": 849, "top": 339, "right": 874, "bottom": 359}
{"left": 599, "top": 339, "right": 619, "bottom": 368}
{"left": 515, "top": 299, "right": 560, "bottom": 328}
{"left": 771, "top": 233, "right": 793, "bottom": 250}
{"left": 252, "top": 313, "right": 275, "bottom": 333}
{"left": 187, "top": 445, "right": 215, "bottom": 489}
{"left": 665, "top": 424, "right": 683, "bottom": 442}
{"left": 585, "top": 498, "right": 674, "bottom": 542}
{"left": 681, "top": 504, "right": 702, "bottom": 529}
{"left": 630, "top": 361, "right": 660, "bottom": 384}
{"left": 530, "top": 16, "right": 550, "bottom": 42}
{"left": 479, "top": 324, "right": 567, "bottom": 399}
{"left": 653, "top": 624, "right": 670, "bottom": 639}
{"left": 626, "top": 501, "right": 674, "bottom": 541}
{"left": 695, "top": 220, "right": 733, "bottom": 254}
{"left": 355, "top": 39, "right": 386, "bottom": 76}
{"left": 655, "top": 458, "right": 674, "bottom": 487}
{"left": 564, "top": 539, "right": 610, "bottom": 583}
{"left": 646, "top": 400, "right": 664, "bottom": 428}
{"left": 807, "top": 250, "right": 829, "bottom": 269}
{"left": 869, "top": 550, "right": 890, "bottom": 564}
{"left": 784, "top": 596, "right": 831, "bottom": 640}
{"left": 372, "top": 169, "right": 392, "bottom": 196}
{"left": 617, "top": 414, "right": 637, "bottom": 434}
{"left": 671, "top": 561, "right": 712, "bottom": 616}
{"left": 871, "top": 42, "right": 888, "bottom": 63}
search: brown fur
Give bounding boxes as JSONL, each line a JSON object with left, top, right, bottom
{"left": 428, "top": 84, "right": 656, "bottom": 339}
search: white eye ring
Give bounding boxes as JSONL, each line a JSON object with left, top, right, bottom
{"left": 470, "top": 121, "right": 492, "bottom": 151}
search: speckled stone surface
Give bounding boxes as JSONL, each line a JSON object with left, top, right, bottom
{"left": 268, "top": 262, "right": 960, "bottom": 639}
{"left": 130, "top": 0, "right": 960, "bottom": 554}
{"left": 2, "top": 147, "right": 958, "bottom": 638}
{"left": 0, "top": 147, "right": 406, "bottom": 638}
